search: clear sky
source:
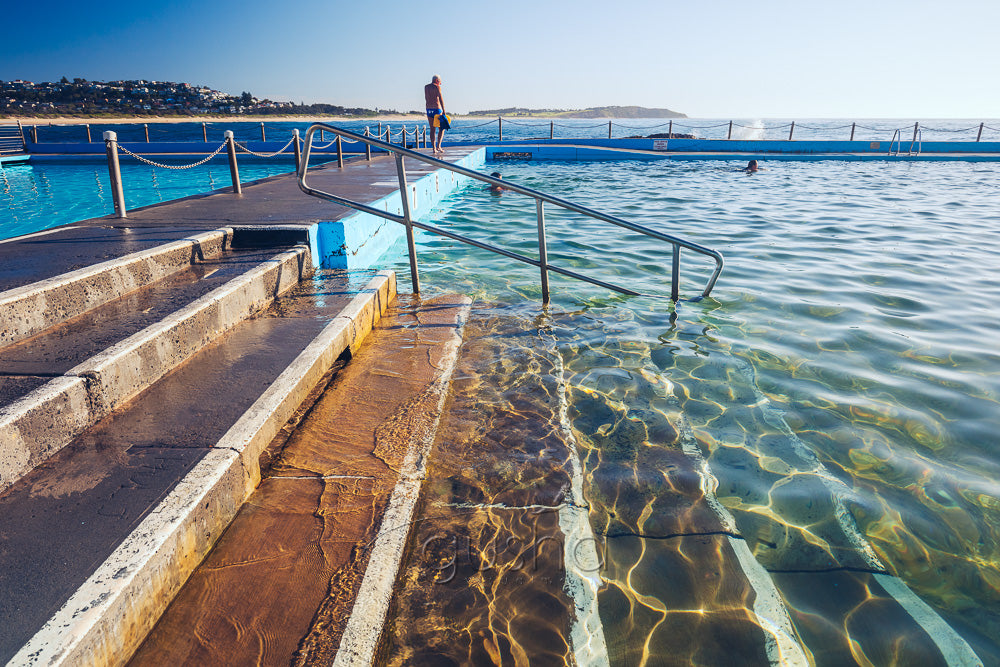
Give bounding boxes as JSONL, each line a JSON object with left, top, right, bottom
{"left": 3, "top": 0, "right": 998, "bottom": 118}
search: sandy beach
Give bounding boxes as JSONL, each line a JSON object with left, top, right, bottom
{"left": 4, "top": 114, "right": 430, "bottom": 126}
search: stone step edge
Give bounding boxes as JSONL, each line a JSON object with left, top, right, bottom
{"left": 0, "top": 245, "right": 312, "bottom": 495}
{"left": 8, "top": 270, "right": 397, "bottom": 667}
{"left": 0, "top": 228, "right": 233, "bottom": 348}
{"left": 333, "top": 296, "right": 471, "bottom": 667}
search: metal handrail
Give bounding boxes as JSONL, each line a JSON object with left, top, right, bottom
{"left": 889, "top": 127, "right": 922, "bottom": 156}
{"left": 296, "top": 122, "right": 724, "bottom": 302}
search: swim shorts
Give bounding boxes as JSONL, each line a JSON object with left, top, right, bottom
{"left": 426, "top": 108, "right": 442, "bottom": 121}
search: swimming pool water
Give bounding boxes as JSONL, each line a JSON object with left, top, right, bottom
{"left": 382, "top": 159, "right": 1000, "bottom": 663}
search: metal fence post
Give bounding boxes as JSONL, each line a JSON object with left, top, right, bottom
{"left": 386, "top": 125, "right": 391, "bottom": 145}
{"left": 364, "top": 128, "right": 372, "bottom": 160}
{"left": 977, "top": 122, "right": 984, "bottom": 142}
{"left": 727, "top": 121, "right": 732, "bottom": 140}
{"left": 336, "top": 135, "right": 344, "bottom": 168}
{"left": 850, "top": 122, "right": 856, "bottom": 141}
{"left": 394, "top": 154, "right": 420, "bottom": 294}
{"left": 260, "top": 122, "right": 266, "bottom": 141}
{"left": 668, "top": 120, "right": 673, "bottom": 138}
{"left": 378, "top": 122, "right": 382, "bottom": 139}
{"left": 103, "top": 131, "right": 127, "bottom": 218}
{"left": 788, "top": 121, "right": 795, "bottom": 141}
{"left": 671, "top": 245, "right": 681, "bottom": 302}
{"left": 202, "top": 122, "right": 208, "bottom": 142}
{"left": 144, "top": 124, "right": 150, "bottom": 142}
{"left": 608, "top": 120, "right": 612, "bottom": 139}
{"left": 550, "top": 121, "right": 554, "bottom": 140}
{"left": 293, "top": 129, "right": 301, "bottom": 171}
{"left": 498, "top": 116, "right": 503, "bottom": 142}
{"left": 32, "top": 125, "right": 38, "bottom": 143}
{"left": 912, "top": 122, "right": 919, "bottom": 143}
{"left": 224, "top": 130, "right": 242, "bottom": 194}
{"left": 536, "top": 200, "right": 550, "bottom": 304}
{"left": 86, "top": 124, "right": 92, "bottom": 143}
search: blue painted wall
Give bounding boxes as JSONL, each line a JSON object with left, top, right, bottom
{"left": 313, "top": 148, "right": 486, "bottom": 269}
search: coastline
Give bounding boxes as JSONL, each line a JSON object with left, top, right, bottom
{"left": 2, "top": 114, "right": 427, "bottom": 126}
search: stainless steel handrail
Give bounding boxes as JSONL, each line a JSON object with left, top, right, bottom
{"left": 296, "top": 122, "right": 724, "bottom": 302}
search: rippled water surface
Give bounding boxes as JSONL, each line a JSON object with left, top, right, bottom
{"left": 384, "top": 159, "right": 1000, "bottom": 664}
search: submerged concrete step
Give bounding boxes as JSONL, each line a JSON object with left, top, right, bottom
{"left": 2, "top": 270, "right": 396, "bottom": 667}
{"left": 126, "top": 294, "right": 470, "bottom": 666}
{"left": 0, "top": 244, "right": 311, "bottom": 494}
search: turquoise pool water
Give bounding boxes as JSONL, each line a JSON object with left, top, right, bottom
{"left": 0, "top": 160, "right": 297, "bottom": 239}
{"left": 383, "top": 159, "right": 1000, "bottom": 663}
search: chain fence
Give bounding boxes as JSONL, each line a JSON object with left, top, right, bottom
{"left": 116, "top": 141, "right": 228, "bottom": 169}
{"left": 234, "top": 136, "right": 295, "bottom": 158}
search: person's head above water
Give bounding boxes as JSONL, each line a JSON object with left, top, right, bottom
{"left": 746, "top": 159, "right": 759, "bottom": 172}
{"left": 489, "top": 172, "right": 505, "bottom": 193}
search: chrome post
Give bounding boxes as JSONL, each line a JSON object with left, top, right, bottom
{"left": 788, "top": 121, "right": 795, "bottom": 141}
{"left": 224, "top": 130, "right": 242, "bottom": 194}
{"left": 103, "top": 131, "right": 127, "bottom": 218}
{"left": 608, "top": 121, "right": 612, "bottom": 139}
{"left": 550, "top": 121, "right": 554, "bottom": 140}
{"left": 293, "top": 129, "right": 301, "bottom": 171}
{"left": 365, "top": 129, "right": 372, "bottom": 160}
{"left": 202, "top": 122, "right": 207, "bottom": 142}
{"left": 144, "top": 124, "right": 149, "bottom": 142}
{"left": 336, "top": 135, "right": 344, "bottom": 168}
{"left": 977, "top": 122, "right": 984, "bottom": 142}
{"left": 260, "top": 122, "right": 266, "bottom": 141}
{"left": 727, "top": 121, "right": 732, "bottom": 140}
{"left": 498, "top": 116, "right": 503, "bottom": 142}
{"left": 536, "top": 200, "right": 550, "bottom": 304}
{"left": 394, "top": 154, "right": 420, "bottom": 293}
{"left": 86, "top": 124, "right": 92, "bottom": 143}
{"left": 31, "top": 125, "right": 38, "bottom": 143}
{"left": 320, "top": 128, "right": 325, "bottom": 141}
{"left": 850, "top": 122, "right": 856, "bottom": 141}
{"left": 671, "top": 244, "right": 680, "bottom": 302}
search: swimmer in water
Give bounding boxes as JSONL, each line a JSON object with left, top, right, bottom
{"left": 488, "top": 172, "right": 506, "bottom": 194}
{"left": 744, "top": 159, "right": 763, "bottom": 173}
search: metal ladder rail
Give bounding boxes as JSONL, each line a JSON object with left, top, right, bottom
{"left": 888, "top": 129, "right": 902, "bottom": 156}
{"left": 888, "top": 127, "right": 922, "bottom": 156}
{"left": 296, "top": 123, "right": 724, "bottom": 303}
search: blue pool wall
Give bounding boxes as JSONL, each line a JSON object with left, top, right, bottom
{"left": 311, "top": 147, "right": 486, "bottom": 270}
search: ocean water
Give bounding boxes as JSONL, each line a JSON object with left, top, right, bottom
{"left": 381, "top": 159, "right": 1000, "bottom": 664}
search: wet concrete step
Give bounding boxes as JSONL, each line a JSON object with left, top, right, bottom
{"left": 1, "top": 270, "right": 396, "bottom": 667}
{"left": 0, "top": 243, "right": 311, "bottom": 494}
{"left": 126, "top": 294, "right": 470, "bottom": 666}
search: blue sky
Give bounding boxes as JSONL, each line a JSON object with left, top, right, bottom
{"left": 3, "top": 0, "right": 998, "bottom": 118}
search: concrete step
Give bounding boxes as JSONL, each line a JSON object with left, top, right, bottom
{"left": 0, "top": 237, "right": 312, "bottom": 494}
{"left": 1, "top": 269, "right": 397, "bottom": 666}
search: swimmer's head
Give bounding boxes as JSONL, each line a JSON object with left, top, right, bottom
{"left": 747, "top": 159, "right": 758, "bottom": 171}
{"left": 491, "top": 172, "right": 502, "bottom": 179}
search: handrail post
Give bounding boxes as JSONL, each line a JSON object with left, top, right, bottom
{"left": 320, "top": 128, "right": 325, "bottom": 142}
{"left": 144, "top": 124, "right": 149, "bottom": 142}
{"left": 202, "top": 122, "right": 207, "bottom": 142}
{"left": 788, "top": 121, "right": 795, "bottom": 141}
{"left": 260, "top": 122, "right": 266, "bottom": 141}
{"left": 293, "top": 129, "right": 301, "bottom": 171}
{"left": 103, "top": 131, "right": 127, "bottom": 218}
{"left": 671, "top": 244, "right": 680, "bottom": 302}
{"left": 550, "top": 121, "right": 554, "bottom": 140}
{"left": 394, "top": 154, "right": 420, "bottom": 294}
{"left": 498, "top": 116, "right": 503, "bottom": 142}
{"left": 224, "top": 130, "right": 241, "bottom": 194}
{"left": 727, "top": 120, "right": 732, "bottom": 140}
{"left": 977, "top": 122, "right": 984, "bottom": 142}
{"left": 336, "top": 135, "right": 344, "bottom": 168}
{"left": 608, "top": 120, "right": 612, "bottom": 139}
{"left": 86, "top": 124, "right": 92, "bottom": 143}
{"left": 850, "top": 122, "right": 856, "bottom": 141}
{"left": 536, "top": 200, "right": 550, "bottom": 304}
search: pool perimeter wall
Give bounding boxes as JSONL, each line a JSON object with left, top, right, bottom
{"left": 311, "top": 147, "right": 485, "bottom": 270}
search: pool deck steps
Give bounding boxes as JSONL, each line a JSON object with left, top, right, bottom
{"left": 0, "top": 237, "right": 311, "bottom": 495}
{"left": 0, "top": 268, "right": 396, "bottom": 666}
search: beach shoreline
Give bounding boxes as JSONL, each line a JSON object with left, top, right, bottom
{"left": 1, "top": 114, "right": 428, "bottom": 126}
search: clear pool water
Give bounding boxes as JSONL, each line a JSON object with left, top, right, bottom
{"left": 0, "top": 160, "right": 296, "bottom": 239}
{"left": 382, "top": 159, "right": 1000, "bottom": 663}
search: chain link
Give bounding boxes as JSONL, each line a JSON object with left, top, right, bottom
{"left": 234, "top": 136, "right": 295, "bottom": 158}
{"left": 116, "top": 141, "right": 227, "bottom": 169}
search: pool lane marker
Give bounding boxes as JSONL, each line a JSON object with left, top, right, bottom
{"left": 674, "top": 414, "right": 811, "bottom": 667}
{"left": 733, "top": 357, "right": 982, "bottom": 667}
{"left": 553, "top": 350, "right": 612, "bottom": 667}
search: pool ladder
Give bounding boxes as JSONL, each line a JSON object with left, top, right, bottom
{"left": 296, "top": 123, "right": 724, "bottom": 303}
{"left": 889, "top": 126, "right": 922, "bottom": 156}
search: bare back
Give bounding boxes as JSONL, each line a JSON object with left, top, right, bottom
{"left": 424, "top": 82, "right": 442, "bottom": 109}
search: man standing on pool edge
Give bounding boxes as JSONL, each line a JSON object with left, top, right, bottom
{"left": 424, "top": 75, "right": 446, "bottom": 154}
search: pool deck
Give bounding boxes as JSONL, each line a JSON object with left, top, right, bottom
{"left": 0, "top": 147, "right": 477, "bottom": 666}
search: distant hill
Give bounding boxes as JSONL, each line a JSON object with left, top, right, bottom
{"left": 466, "top": 105, "right": 686, "bottom": 119}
